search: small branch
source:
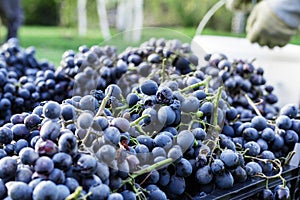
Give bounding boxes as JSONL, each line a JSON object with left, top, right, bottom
{"left": 180, "top": 76, "right": 212, "bottom": 93}
{"left": 245, "top": 93, "right": 262, "bottom": 116}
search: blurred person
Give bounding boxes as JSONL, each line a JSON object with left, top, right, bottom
{"left": 227, "top": 0, "right": 300, "bottom": 48}
{"left": 0, "top": 0, "right": 23, "bottom": 41}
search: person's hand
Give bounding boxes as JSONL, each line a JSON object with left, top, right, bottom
{"left": 226, "top": 0, "right": 258, "bottom": 13}
{"left": 246, "top": 1, "right": 297, "bottom": 48}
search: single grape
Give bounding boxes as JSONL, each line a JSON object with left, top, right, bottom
{"left": 43, "top": 101, "right": 62, "bottom": 119}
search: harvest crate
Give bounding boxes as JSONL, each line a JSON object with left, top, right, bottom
{"left": 199, "top": 143, "right": 300, "bottom": 200}
{"left": 202, "top": 165, "right": 300, "bottom": 200}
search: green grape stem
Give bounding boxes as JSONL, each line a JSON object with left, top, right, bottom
{"left": 245, "top": 93, "right": 263, "bottom": 117}
{"left": 122, "top": 158, "right": 173, "bottom": 186}
{"left": 81, "top": 86, "right": 113, "bottom": 149}
{"left": 66, "top": 186, "right": 83, "bottom": 200}
{"left": 245, "top": 155, "right": 284, "bottom": 181}
{"left": 130, "top": 114, "right": 151, "bottom": 135}
{"left": 206, "top": 86, "right": 223, "bottom": 153}
{"left": 96, "top": 85, "right": 113, "bottom": 117}
{"left": 180, "top": 76, "right": 212, "bottom": 93}
{"left": 161, "top": 58, "right": 167, "bottom": 83}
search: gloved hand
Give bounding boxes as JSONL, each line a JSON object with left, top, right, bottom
{"left": 226, "top": 0, "right": 258, "bottom": 13}
{"left": 246, "top": 1, "right": 298, "bottom": 48}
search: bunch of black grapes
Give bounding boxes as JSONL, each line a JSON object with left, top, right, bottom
{"left": 56, "top": 44, "right": 128, "bottom": 96}
{"left": 201, "top": 53, "right": 279, "bottom": 120}
{"left": 0, "top": 37, "right": 299, "bottom": 200}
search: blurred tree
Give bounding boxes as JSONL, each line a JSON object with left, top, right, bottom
{"left": 22, "top": 0, "right": 60, "bottom": 25}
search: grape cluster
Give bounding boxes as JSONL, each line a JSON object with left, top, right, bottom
{"left": 57, "top": 44, "right": 128, "bottom": 96}
{"left": 0, "top": 37, "right": 299, "bottom": 200}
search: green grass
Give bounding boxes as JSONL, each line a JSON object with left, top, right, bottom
{"left": 1, "top": 25, "right": 299, "bottom": 67}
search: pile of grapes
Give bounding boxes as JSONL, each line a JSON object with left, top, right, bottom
{"left": 0, "top": 37, "right": 299, "bottom": 200}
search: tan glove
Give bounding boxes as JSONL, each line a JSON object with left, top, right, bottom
{"left": 226, "top": 0, "right": 259, "bottom": 13}
{"left": 246, "top": 1, "right": 297, "bottom": 48}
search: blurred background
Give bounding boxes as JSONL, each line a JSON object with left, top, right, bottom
{"left": 0, "top": 0, "right": 299, "bottom": 67}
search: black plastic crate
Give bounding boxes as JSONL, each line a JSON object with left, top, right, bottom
{"left": 200, "top": 144, "right": 300, "bottom": 200}
{"left": 201, "top": 165, "right": 300, "bottom": 200}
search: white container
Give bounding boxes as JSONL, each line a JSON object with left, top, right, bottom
{"left": 192, "top": 35, "right": 300, "bottom": 107}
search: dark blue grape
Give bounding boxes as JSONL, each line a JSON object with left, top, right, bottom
{"left": 280, "top": 104, "right": 298, "bottom": 118}
{"left": 6, "top": 181, "right": 33, "bottom": 200}
{"left": 192, "top": 127, "right": 206, "bottom": 140}
{"left": 156, "top": 86, "right": 173, "bottom": 104}
{"left": 24, "top": 114, "right": 41, "bottom": 130}
{"left": 220, "top": 149, "right": 239, "bottom": 169}
{"left": 200, "top": 102, "right": 213, "bottom": 116}
{"left": 34, "top": 156, "right": 54, "bottom": 174}
{"left": 108, "top": 193, "right": 124, "bottom": 200}
{"left": 245, "top": 161, "right": 262, "bottom": 176}
{"left": 4, "top": 143, "right": 14, "bottom": 156}
{"left": 96, "top": 144, "right": 116, "bottom": 164}
{"left": 58, "top": 132, "right": 78, "bottom": 155}
{"left": 79, "top": 95, "right": 98, "bottom": 111}
{"left": 0, "top": 98, "right": 11, "bottom": 110}
{"left": 226, "top": 107, "right": 238, "bottom": 121}
{"left": 43, "top": 101, "right": 62, "bottom": 119}
{"left": 0, "top": 157, "right": 17, "bottom": 180}
{"left": 211, "top": 159, "right": 225, "bottom": 175}
{"left": 88, "top": 184, "right": 110, "bottom": 200}
{"left": 140, "top": 80, "right": 158, "bottom": 96}
{"left": 61, "top": 104, "right": 76, "bottom": 121}
{"left": 148, "top": 189, "right": 167, "bottom": 200}
{"left": 175, "top": 158, "right": 192, "bottom": 177}
{"left": 75, "top": 154, "right": 97, "bottom": 177}
{"left": 32, "top": 180, "right": 58, "bottom": 200}
{"left": 196, "top": 165, "right": 213, "bottom": 184}
{"left": 137, "top": 135, "right": 154, "bottom": 150}
{"left": 57, "top": 184, "right": 70, "bottom": 200}
{"left": 64, "top": 177, "right": 79, "bottom": 193}
{"left": 154, "top": 133, "right": 173, "bottom": 149}
{"left": 126, "top": 93, "right": 139, "bottom": 108}
{"left": 181, "top": 96, "right": 200, "bottom": 113}
{"left": 260, "top": 189, "right": 273, "bottom": 200}
{"left": 261, "top": 127, "right": 275, "bottom": 142}
{"left": 111, "top": 117, "right": 130, "bottom": 133}
{"left": 166, "top": 175, "right": 186, "bottom": 195}
{"left": 15, "top": 166, "right": 33, "bottom": 183}
{"left": 284, "top": 130, "right": 299, "bottom": 146}
{"left": 158, "top": 105, "right": 176, "bottom": 126}
{"left": 81, "top": 174, "right": 102, "bottom": 191}
{"left": 121, "top": 190, "right": 136, "bottom": 200}
{"left": 261, "top": 150, "right": 275, "bottom": 159}
{"left": 167, "top": 145, "right": 183, "bottom": 161}
{"left": 158, "top": 168, "right": 170, "bottom": 186}
{"left": 11, "top": 124, "right": 30, "bottom": 140}
{"left": 232, "top": 166, "right": 247, "bottom": 183}
{"left": 215, "top": 170, "right": 234, "bottom": 189}
{"left": 48, "top": 168, "right": 66, "bottom": 184}
{"left": 273, "top": 185, "right": 290, "bottom": 200}
{"left": 271, "top": 134, "right": 285, "bottom": 151}
{"left": 92, "top": 116, "right": 109, "bottom": 131}
{"left": 52, "top": 152, "right": 73, "bottom": 171}
{"left": 14, "top": 139, "right": 29, "bottom": 154}
{"left": 0, "top": 127, "right": 13, "bottom": 144}
{"left": 251, "top": 116, "right": 267, "bottom": 131}
{"left": 103, "top": 126, "right": 121, "bottom": 146}
{"left": 222, "top": 125, "right": 235, "bottom": 137}
{"left": 176, "top": 130, "right": 194, "bottom": 152}
{"left": 256, "top": 138, "right": 268, "bottom": 151}
{"left": 276, "top": 115, "right": 292, "bottom": 130}
{"left": 244, "top": 141, "right": 261, "bottom": 156}
{"left": 77, "top": 112, "right": 94, "bottom": 130}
